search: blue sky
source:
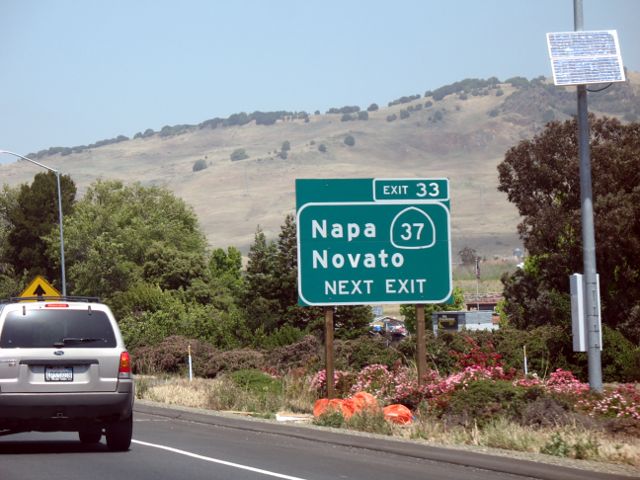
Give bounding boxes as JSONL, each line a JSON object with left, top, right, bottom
{"left": 1, "top": 0, "right": 638, "bottom": 162}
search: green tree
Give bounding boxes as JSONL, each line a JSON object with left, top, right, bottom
{"left": 2, "top": 172, "right": 76, "bottom": 288}
{"left": 344, "top": 135, "right": 356, "bottom": 147}
{"left": 54, "top": 180, "right": 208, "bottom": 299}
{"left": 498, "top": 116, "right": 640, "bottom": 343}
{"left": 243, "top": 227, "right": 279, "bottom": 332}
{"left": 0, "top": 185, "right": 22, "bottom": 297}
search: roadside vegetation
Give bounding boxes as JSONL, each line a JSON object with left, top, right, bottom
{"left": 1, "top": 115, "right": 639, "bottom": 468}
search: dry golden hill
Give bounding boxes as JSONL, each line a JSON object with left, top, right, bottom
{"left": 2, "top": 74, "right": 639, "bottom": 258}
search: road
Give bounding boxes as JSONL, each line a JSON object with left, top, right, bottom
{"left": 0, "top": 403, "right": 633, "bottom": 480}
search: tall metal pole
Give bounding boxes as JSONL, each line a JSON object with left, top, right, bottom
{"left": 0, "top": 150, "right": 67, "bottom": 297}
{"left": 574, "top": 0, "right": 602, "bottom": 392}
{"left": 55, "top": 171, "right": 67, "bottom": 296}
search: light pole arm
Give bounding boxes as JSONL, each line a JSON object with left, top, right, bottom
{"left": 0, "top": 149, "right": 67, "bottom": 296}
{"left": 0, "top": 150, "right": 58, "bottom": 173}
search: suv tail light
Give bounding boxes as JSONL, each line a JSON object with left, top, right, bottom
{"left": 118, "top": 351, "right": 131, "bottom": 379}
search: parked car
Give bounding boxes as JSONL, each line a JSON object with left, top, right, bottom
{"left": 0, "top": 296, "right": 134, "bottom": 451}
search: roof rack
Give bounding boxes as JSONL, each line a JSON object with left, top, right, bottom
{"left": 1, "top": 296, "right": 102, "bottom": 304}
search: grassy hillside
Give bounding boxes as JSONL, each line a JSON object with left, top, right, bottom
{"left": 2, "top": 73, "right": 639, "bottom": 258}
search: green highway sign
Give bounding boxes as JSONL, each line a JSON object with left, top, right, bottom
{"left": 296, "top": 178, "right": 452, "bottom": 306}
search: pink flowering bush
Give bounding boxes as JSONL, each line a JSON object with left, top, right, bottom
{"left": 310, "top": 369, "right": 355, "bottom": 397}
{"left": 311, "top": 362, "right": 639, "bottom": 426}
{"left": 544, "top": 368, "right": 590, "bottom": 396}
{"left": 579, "top": 384, "right": 640, "bottom": 420}
{"left": 349, "top": 364, "right": 398, "bottom": 402}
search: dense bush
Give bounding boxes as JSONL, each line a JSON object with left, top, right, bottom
{"left": 344, "top": 135, "right": 355, "bottom": 147}
{"left": 358, "top": 111, "right": 369, "bottom": 121}
{"left": 132, "top": 335, "right": 217, "bottom": 376}
{"left": 318, "top": 144, "right": 327, "bottom": 153}
{"left": 388, "top": 94, "right": 421, "bottom": 107}
{"left": 230, "top": 369, "right": 283, "bottom": 400}
{"left": 334, "top": 336, "right": 402, "bottom": 371}
{"left": 400, "top": 109, "right": 410, "bottom": 120}
{"left": 230, "top": 148, "right": 249, "bottom": 161}
{"left": 326, "top": 106, "right": 360, "bottom": 115}
{"left": 444, "top": 380, "right": 520, "bottom": 423}
{"left": 367, "top": 103, "right": 379, "bottom": 112}
{"left": 430, "top": 77, "right": 501, "bottom": 101}
{"left": 386, "top": 114, "right": 397, "bottom": 122}
{"left": 267, "top": 335, "right": 321, "bottom": 372}
{"left": 204, "top": 348, "right": 266, "bottom": 376}
{"left": 192, "top": 159, "right": 208, "bottom": 172}
{"left": 160, "top": 124, "right": 192, "bottom": 137}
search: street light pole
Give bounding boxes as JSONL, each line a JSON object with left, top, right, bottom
{"left": 0, "top": 150, "right": 67, "bottom": 296}
{"left": 573, "top": 0, "right": 602, "bottom": 392}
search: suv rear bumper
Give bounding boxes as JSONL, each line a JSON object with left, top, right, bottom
{"left": 0, "top": 381, "right": 134, "bottom": 432}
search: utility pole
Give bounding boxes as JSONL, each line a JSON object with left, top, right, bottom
{"left": 574, "top": 0, "right": 602, "bottom": 392}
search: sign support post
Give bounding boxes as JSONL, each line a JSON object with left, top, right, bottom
{"left": 324, "top": 307, "right": 335, "bottom": 399}
{"left": 415, "top": 304, "right": 427, "bottom": 385}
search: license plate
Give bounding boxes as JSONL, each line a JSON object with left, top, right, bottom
{"left": 45, "top": 366, "right": 73, "bottom": 382}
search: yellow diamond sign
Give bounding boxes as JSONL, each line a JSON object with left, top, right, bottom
{"left": 19, "top": 275, "right": 61, "bottom": 299}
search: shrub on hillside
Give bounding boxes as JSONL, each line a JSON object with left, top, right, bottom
{"left": 230, "top": 148, "right": 249, "bottom": 161}
{"left": 358, "top": 111, "right": 369, "bottom": 121}
{"left": 192, "top": 159, "right": 208, "bottom": 172}
{"left": 344, "top": 135, "right": 355, "bottom": 147}
{"left": 318, "top": 144, "right": 327, "bottom": 153}
{"left": 386, "top": 114, "right": 397, "bottom": 122}
{"left": 367, "top": 103, "right": 379, "bottom": 112}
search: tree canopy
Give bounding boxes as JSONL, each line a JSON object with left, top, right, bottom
{"left": 1, "top": 172, "right": 76, "bottom": 290}
{"left": 498, "top": 116, "right": 640, "bottom": 343}
{"left": 54, "top": 180, "right": 207, "bottom": 299}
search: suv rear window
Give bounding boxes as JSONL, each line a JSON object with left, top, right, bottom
{"left": 0, "top": 309, "right": 116, "bottom": 348}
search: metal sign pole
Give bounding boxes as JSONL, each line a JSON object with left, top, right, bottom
{"left": 574, "top": 0, "right": 603, "bottom": 392}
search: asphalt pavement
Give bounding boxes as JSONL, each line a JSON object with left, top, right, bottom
{"left": 0, "top": 402, "right": 636, "bottom": 480}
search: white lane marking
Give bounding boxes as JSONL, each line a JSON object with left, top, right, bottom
{"left": 132, "top": 439, "right": 310, "bottom": 480}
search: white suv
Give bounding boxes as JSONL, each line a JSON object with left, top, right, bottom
{"left": 0, "top": 297, "right": 134, "bottom": 451}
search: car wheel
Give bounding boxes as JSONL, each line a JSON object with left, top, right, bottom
{"left": 106, "top": 415, "right": 132, "bottom": 451}
{"left": 78, "top": 427, "right": 102, "bottom": 444}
